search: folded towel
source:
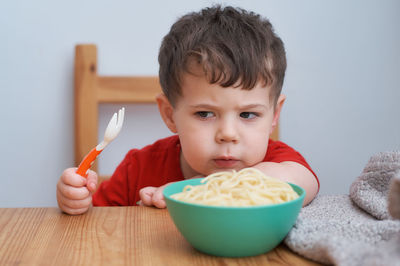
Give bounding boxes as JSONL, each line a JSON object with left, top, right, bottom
{"left": 284, "top": 151, "right": 400, "bottom": 266}
{"left": 389, "top": 174, "right": 400, "bottom": 219}
{"left": 350, "top": 151, "right": 400, "bottom": 220}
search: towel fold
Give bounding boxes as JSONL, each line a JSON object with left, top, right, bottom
{"left": 389, "top": 174, "right": 400, "bottom": 219}
{"left": 350, "top": 151, "right": 400, "bottom": 220}
{"left": 284, "top": 151, "right": 400, "bottom": 266}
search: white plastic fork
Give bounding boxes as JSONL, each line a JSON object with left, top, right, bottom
{"left": 76, "top": 107, "right": 125, "bottom": 177}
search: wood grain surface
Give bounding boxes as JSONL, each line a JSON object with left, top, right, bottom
{"left": 0, "top": 207, "right": 320, "bottom": 265}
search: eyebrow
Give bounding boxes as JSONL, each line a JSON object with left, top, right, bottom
{"left": 190, "top": 103, "right": 269, "bottom": 110}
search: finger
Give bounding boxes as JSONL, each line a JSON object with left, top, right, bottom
{"left": 152, "top": 184, "right": 169, "bottom": 209}
{"left": 61, "top": 168, "right": 87, "bottom": 187}
{"left": 189, "top": 175, "right": 204, "bottom": 179}
{"left": 58, "top": 201, "right": 90, "bottom": 216}
{"left": 86, "top": 170, "right": 98, "bottom": 193}
{"left": 139, "top": 187, "right": 157, "bottom": 206}
{"left": 59, "top": 196, "right": 92, "bottom": 211}
{"left": 57, "top": 181, "right": 90, "bottom": 200}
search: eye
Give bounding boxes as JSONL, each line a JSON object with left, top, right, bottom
{"left": 240, "top": 112, "right": 258, "bottom": 119}
{"left": 196, "top": 111, "right": 214, "bottom": 118}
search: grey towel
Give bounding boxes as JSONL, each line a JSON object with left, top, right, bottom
{"left": 284, "top": 151, "right": 400, "bottom": 266}
{"left": 389, "top": 174, "right": 400, "bottom": 219}
{"left": 350, "top": 151, "right": 400, "bottom": 220}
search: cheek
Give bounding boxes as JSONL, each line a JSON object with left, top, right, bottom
{"left": 243, "top": 126, "right": 270, "bottom": 162}
{"left": 179, "top": 134, "right": 211, "bottom": 174}
{"left": 175, "top": 116, "right": 212, "bottom": 151}
{"left": 179, "top": 130, "right": 211, "bottom": 160}
{"left": 250, "top": 138, "right": 269, "bottom": 159}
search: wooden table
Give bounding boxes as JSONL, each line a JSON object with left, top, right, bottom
{"left": 0, "top": 207, "right": 320, "bottom": 265}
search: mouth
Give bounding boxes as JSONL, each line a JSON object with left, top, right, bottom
{"left": 213, "top": 157, "right": 240, "bottom": 168}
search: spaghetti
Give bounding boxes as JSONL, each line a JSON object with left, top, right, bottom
{"left": 171, "top": 168, "right": 299, "bottom": 206}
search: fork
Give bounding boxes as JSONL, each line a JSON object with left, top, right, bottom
{"left": 76, "top": 107, "right": 125, "bottom": 177}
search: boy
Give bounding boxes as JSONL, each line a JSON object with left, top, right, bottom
{"left": 57, "top": 5, "right": 319, "bottom": 215}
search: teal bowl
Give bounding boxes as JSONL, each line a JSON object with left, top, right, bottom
{"left": 163, "top": 178, "right": 305, "bottom": 257}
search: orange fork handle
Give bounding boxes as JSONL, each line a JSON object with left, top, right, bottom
{"left": 76, "top": 148, "right": 103, "bottom": 177}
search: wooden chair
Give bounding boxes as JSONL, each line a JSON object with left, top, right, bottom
{"left": 74, "top": 44, "right": 279, "bottom": 180}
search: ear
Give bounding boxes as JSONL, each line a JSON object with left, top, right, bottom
{"left": 156, "top": 93, "right": 177, "bottom": 133}
{"left": 270, "top": 94, "right": 286, "bottom": 135}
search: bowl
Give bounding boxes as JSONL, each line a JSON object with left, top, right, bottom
{"left": 163, "top": 178, "right": 305, "bottom": 257}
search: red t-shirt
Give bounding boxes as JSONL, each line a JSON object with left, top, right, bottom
{"left": 92, "top": 135, "right": 319, "bottom": 206}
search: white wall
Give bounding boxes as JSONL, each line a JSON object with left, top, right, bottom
{"left": 1, "top": 0, "right": 399, "bottom": 207}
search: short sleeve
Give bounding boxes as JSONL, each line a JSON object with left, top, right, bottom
{"left": 264, "top": 140, "right": 319, "bottom": 190}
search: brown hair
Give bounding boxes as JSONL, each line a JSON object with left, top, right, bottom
{"left": 158, "top": 5, "right": 286, "bottom": 107}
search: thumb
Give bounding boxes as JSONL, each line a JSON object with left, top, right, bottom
{"left": 140, "top": 187, "right": 157, "bottom": 206}
{"left": 86, "top": 170, "right": 98, "bottom": 193}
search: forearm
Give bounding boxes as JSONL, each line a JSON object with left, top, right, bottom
{"left": 253, "top": 161, "right": 318, "bottom": 206}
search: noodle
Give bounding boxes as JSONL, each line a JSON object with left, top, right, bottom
{"left": 171, "top": 168, "right": 299, "bottom": 206}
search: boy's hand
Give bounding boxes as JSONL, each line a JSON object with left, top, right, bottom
{"left": 139, "top": 183, "right": 172, "bottom": 208}
{"left": 56, "top": 168, "right": 98, "bottom": 215}
{"left": 139, "top": 176, "right": 203, "bottom": 208}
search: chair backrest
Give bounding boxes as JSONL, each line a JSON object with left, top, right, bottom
{"left": 74, "top": 44, "right": 279, "bottom": 179}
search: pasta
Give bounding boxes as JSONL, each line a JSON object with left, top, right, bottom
{"left": 171, "top": 168, "right": 299, "bottom": 206}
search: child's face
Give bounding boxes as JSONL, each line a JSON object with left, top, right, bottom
{"left": 159, "top": 72, "right": 283, "bottom": 178}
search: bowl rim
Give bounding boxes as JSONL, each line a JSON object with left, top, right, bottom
{"left": 163, "top": 178, "right": 306, "bottom": 210}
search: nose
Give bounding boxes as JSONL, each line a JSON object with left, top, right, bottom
{"left": 215, "top": 118, "right": 239, "bottom": 144}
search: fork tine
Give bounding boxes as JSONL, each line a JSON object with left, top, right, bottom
{"left": 117, "top": 107, "right": 125, "bottom": 129}
{"left": 107, "top": 112, "right": 118, "bottom": 129}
